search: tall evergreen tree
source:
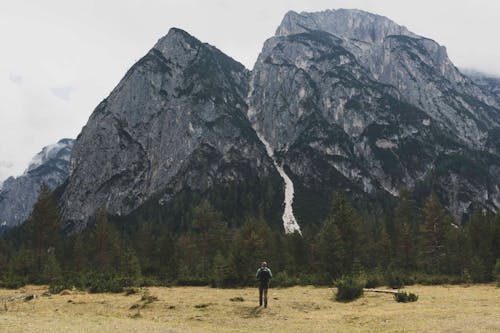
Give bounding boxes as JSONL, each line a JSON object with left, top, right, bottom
{"left": 422, "top": 193, "right": 451, "bottom": 273}
{"left": 393, "top": 188, "right": 419, "bottom": 270}
{"left": 91, "top": 205, "right": 121, "bottom": 272}
{"left": 23, "top": 183, "right": 62, "bottom": 274}
{"left": 466, "top": 207, "right": 496, "bottom": 281}
{"left": 329, "top": 192, "right": 364, "bottom": 272}
{"left": 229, "top": 215, "right": 273, "bottom": 285}
{"left": 318, "top": 215, "right": 344, "bottom": 278}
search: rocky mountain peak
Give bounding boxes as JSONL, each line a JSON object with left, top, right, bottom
{"left": 60, "top": 27, "right": 277, "bottom": 230}
{"left": 276, "top": 9, "right": 417, "bottom": 43}
{"left": 0, "top": 138, "right": 74, "bottom": 228}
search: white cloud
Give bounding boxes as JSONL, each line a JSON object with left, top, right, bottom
{"left": 1, "top": 0, "right": 499, "bottom": 181}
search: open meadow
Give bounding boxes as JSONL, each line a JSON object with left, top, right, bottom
{"left": 0, "top": 284, "right": 499, "bottom": 333}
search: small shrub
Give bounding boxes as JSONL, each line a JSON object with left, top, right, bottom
{"left": 462, "top": 269, "right": 472, "bottom": 286}
{"left": 365, "top": 271, "right": 384, "bottom": 288}
{"left": 394, "top": 291, "right": 419, "bottom": 303}
{"left": 229, "top": 297, "right": 244, "bottom": 302}
{"left": 273, "top": 271, "right": 300, "bottom": 287}
{"left": 0, "top": 277, "right": 25, "bottom": 289}
{"left": 129, "top": 303, "right": 144, "bottom": 310}
{"left": 141, "top": 291, "right": 158, "bottom": 304}
{"left": 0, "top": 271, "right": 26, "bottom": 289}
{"left": 493, "top": 259, "right": 500, "bottom": 287}
{"left": 124, "top": 287, "right": 139, "bottom": 296}
{"left": 469, "top": 256, "right": 490, "bottom": 283}
{"left": 195, "top": 303, "right": 212, "bottom": 308}
{"left": 385, "top": 270, "right": 405, "bottom": 289}
{"left": 334, "top": 273, "right": 367, "bottom": 302}
{"left": 48, "top": 284, "right": 66, "bottom": 295}
{"left": 297, "top": 273, "right": 331, "bottom": 286}
{"left": 80, "top": 272, "right": 124, "bottom": 293}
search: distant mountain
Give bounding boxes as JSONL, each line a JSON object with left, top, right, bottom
{"left": 0, "top": 139, "right": 74, "bottom": 228}
{"left": 59, "top": 9, "right": 500, "bottom": 232}
{"left": 60, "top": 29, "right": 282, "bottom": 231}
{"left": 462, "top": 68, "right": 500, "bottom": 103}
{"left": 249, "top": 9, "right": 500, "bottom": 221}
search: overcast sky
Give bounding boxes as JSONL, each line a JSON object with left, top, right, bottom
{"left": 1, "top": 0, "right": 499, "bottom": 181}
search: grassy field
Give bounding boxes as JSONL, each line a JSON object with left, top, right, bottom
{"left": 0, "top": 284, "right": 499, "bottom": 332}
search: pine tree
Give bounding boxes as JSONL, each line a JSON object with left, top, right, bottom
{"left": 23, "top": 183, "right": 62, "bottom": 274}
{"left": 393, "top": 189, "right": 419, "bottom": 270}
{"left": 319, "top": 215, "right": 344, "bottom": 278}
{"left": 422, "top": 193, "right": 451, "bottom": 273}
{"left": 187, "top": 200, "right": 230, "bottom": 279}
{"left": 329, "top": 192, "right": 364, "bottom": 273}
{"left": 134, "top": 220, "right": 157, "bottom": 275}
{"left": 91, "top": 205, "right": 120, "bottom": 272}
{"left": 42, "top": 249, "right": 62, "bottom": 284}
{"left": 158, "top": 229, "right": 177, "bottom": 280}
{"left": 72, "top": 233, "right": 88, "bottom": 272}
{"left": 229, "top": 215, "right": 273, "bottom": 285}
{"left": 119, "top": 248, "right": 142, "bottom": 286}
{"left": 466, "top": 207, "right": 495, "bottom": 281}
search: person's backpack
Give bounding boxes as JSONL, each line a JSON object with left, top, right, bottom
{"left": 259, "top": 268, "right": 271, "bottom": 283}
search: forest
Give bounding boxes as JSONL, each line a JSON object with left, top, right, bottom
{"left": 0, "top": 183, "right": 499, "bottom": 293}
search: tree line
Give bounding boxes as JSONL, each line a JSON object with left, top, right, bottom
{"left": 0, "top": 184, "right": 499, "bottom": 292}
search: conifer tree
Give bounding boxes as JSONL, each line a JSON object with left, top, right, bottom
{"left": 393, "top": 189, "right": 419, "bottom": 270}
{"left": 229, "top": 215, "right": 273, "bottom": 285}
{"left": 466, "top": 207, "right": 495, "bottom": 281}
{"left": 422, "top": 193, "right": 451, "bottom": 273}
{"left": 319, "top": 215, "right": 344, "bottom": 278}
{"left": 72, "top": 233, "right": 88, "bottom": 272}
{"left": 24, "top": 183, "right": 62, "bottom": 274}
{"left": 91, "top": 205, "right": 120, "bottom": 272}
{"left": 329, "top": 192, "right": 364, "bottom": 272}
{"left": 119, "top": 248, "right": 142, "bottom": 286}
{"left": 188, "top": 200, "right": 229, "bottom": 278}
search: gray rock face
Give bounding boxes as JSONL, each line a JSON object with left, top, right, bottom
{"left": 248, "top": 9, "right": 500, "bottom": 221}
{"left": 462, "top": 69, "right": 500, "bottom": 103}
{"left": 0, "top": 139, "right": 74, "bottom": 227}
{"left": 275, "top": 9, "right": 500, "bottom": 147}
{"left": 60, "top": 10, "right": 500, "bottom": 228}
{"left": 61, "top": 28, "right": 277, "bottom": 229}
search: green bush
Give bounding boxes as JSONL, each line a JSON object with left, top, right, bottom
{"left": 124, "top": 287, "right": 140, "bottom": 296}
{"left": 0, "top": 276, "right": 25, "bottom": 289}
{"left": 365, "top": 271, "right": 384, "bottom": 288}
{"left": 334, "top": 273, "right": 367, "bottom": 302}
{"left": 297, "top": 273, "right": 331, "bottom": 286}
{"left": 394, "top": 291, "right": 419, "bottom": 302}
{"left": 77, "top": 272, "right": 125, "bottom": 293}
{"left": 141, "top": 290, "right": 158, "bottom": 303}
{"left": 48, "top": 283, "right": 67, "bottom": 294}
{"left": 272, "top": 271, "right": 300, "bottom": 287}
{"left": 412, "top": 273, "right": 463, "bottom": 285}
{"left": 469, "top": 256, "right": 490, "bottom": 283}
{"left": 385, "top": 270, "right": 405, "bottom": 289}
{"left": 494, "top": 259, "right": 500, "bottom": 287}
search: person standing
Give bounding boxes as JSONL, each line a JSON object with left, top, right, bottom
{"left": 256, "top": 261, "right": 272, "bottom": 308}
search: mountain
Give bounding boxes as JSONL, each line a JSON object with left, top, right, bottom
{"left": 462, "top": 69, "right": 500, "bottom": 103}
{"left": 0, "top": 138, "right": 74, "bottom": 228}
{"left": 60, "top": 28, "right": 282, "bottom": 231}
{"left": 60, "top": 9, "right": 500, "bottom": 231}
{"left": 248, "top": 9, "right": 500, "bottom": 222}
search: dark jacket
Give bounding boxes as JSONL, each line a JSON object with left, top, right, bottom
{"left": 256, "top": 267, "right": 272, "bottom": 285}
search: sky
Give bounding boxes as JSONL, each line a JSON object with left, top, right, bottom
{"left": 1, "top": 0, "right": 499, "bottom": 181}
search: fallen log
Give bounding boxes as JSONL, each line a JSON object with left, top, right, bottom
{"left": 0, "top": 294, "right": 37, "bottom": 302}
{"left": 363, "top": 288, "right": 398, "bottom": 294}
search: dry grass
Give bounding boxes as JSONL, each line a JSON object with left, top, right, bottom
{"left": 0, "top": 284, "right": 499, "bottom": 332}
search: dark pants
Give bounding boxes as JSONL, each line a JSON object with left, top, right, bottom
{"left": 259, "top": 283, "right": 269, "bottom": 307}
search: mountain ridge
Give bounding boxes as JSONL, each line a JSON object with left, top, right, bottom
{"left": 0, "top": 138, "right": 74, "bottom": 227}
{"left": 49, "top": 9, "right": 500, "bottom": 230}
